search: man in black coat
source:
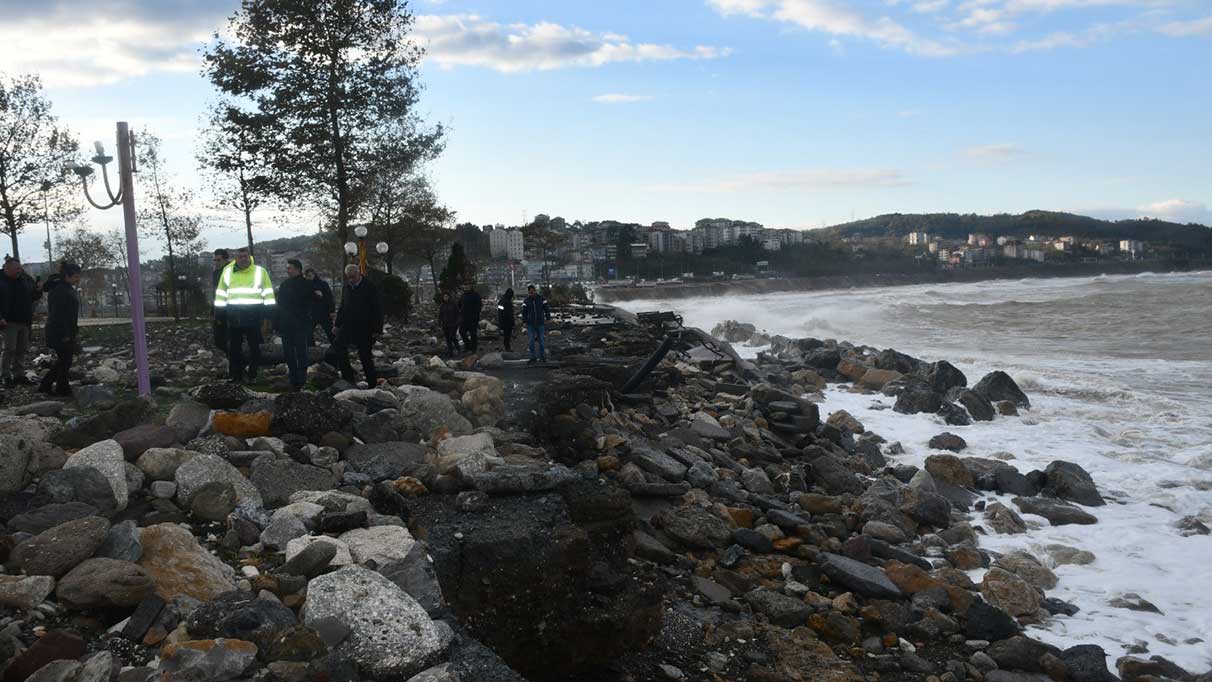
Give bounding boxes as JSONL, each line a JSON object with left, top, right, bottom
{"left": 211, "top": 249, "right": 230, "bottom": 357}
{"left": 305, "top": 268, "right": 335, "bottom": 347}
{"left": 332, "top": 265, "right": 383, "bottom": 385}
{"left": 275, "top": 259, "right": 313, "bottom": 391}
{"left": 458, "top": 282, "right": 483, "bottom": 353}
{"left": 0, "top": 257, "right": 44, "bottom": 386}
{"left": 497, "top": 288, "right": 515, "bottom": 352}
{"left": 38, "top": 263, "right": 81, "bottom": 397}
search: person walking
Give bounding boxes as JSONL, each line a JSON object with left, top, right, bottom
{"left": 332, "top": 265, "right": 383, "bottom": 386}
{"left": 458, "top": 282, "right": 483, "bottom": 353}
{"left": 213, "top": 247, "right": 275, "bottom": 383}
{"left": 275, "top": 259, "right": 313, "bottom": 391}
{"left": 521, "top": 284, "right": 551, "bottom": 364}
{"left": 496, "top": 288, "right": 515, "bottom": 352}
{"left": 211, "top": 249, "right": 230, "bottom": 357}
{"left": 0, "top": 257, "right": 44, "bottom": 386}
{"left": 438, "top": 292, "right": 461, "bottom": 356}
{"left": 304, "top": 268, "right": 335, "bottom": 347}
{"left": 38, "top": 262, "right": 81, "bottom": 397}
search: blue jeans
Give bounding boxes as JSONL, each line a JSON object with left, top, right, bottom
{"left": 281, "top": 329, "right": 310, "bottom": 387}
{"left": 526, "top": 323, "right": 545, "bottom": 360}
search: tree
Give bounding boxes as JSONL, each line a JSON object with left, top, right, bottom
{"left": 438, "top": 242, "right": 467, "bottom": 299}
{"left": 203, "top": 0, "right": 445, "bottom": 251}
{"left": 136, "top": 130, "right": 205, "bottom": 320}
{"left": 56, "top": 226, "right": 121, "bottom": 270}
{"left": 0, "top": 73, "right": 82, "bottom": 260}
{"left": 198, "top": 102, "right": 278, "bottom": 252}
{"left": 523, "top": 215, "right": 568, "bottom": 285}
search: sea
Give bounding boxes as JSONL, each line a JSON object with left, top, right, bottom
{"left": 617, "top": 270, "right": 1212, "bottom": 672}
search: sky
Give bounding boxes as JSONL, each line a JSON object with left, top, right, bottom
{"left": 1, "top": 0, "right": 1210, "bottom": 259}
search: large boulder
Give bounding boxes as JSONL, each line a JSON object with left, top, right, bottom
{"left": 923, "top": 361, "right": 967, "bottom": 394}
{"left": 34, "top": 468, "right": 118, "bottom": 517}
{"left": 193, "top": 383, "right": 254, "bottom": 410}
{"left": 398, "top": 387, "right": 473, "bottom": 436}
{"left": 345, "top": 442, "right": 428, "bottom": 482}
{"left": 56, "top": 558, "right": 155, "bottom": 609}
{"left": 303, "top": 565, "right": 451, "bottom": 679}
{"left": 1013, "top": 497, "right": 1097, "bottom": 525}
{"left": 817, "top": 553, "right": 903, "bottom": 599}
{"left": 460, "top": 374, "right": 506, "bottom": 427}
{"left": 249, "top": 461, "right": 337, "bottom": 508}
{"left": 894, "top": 383, "right": 943, "bottom": 415}
{"left": 63, "top": 440, "right": 129, "bottom": 511}
{"left": 1042, "top": 461, "right": 1104, "bottom": 507}
{"left": 6, "top": 502, "right": 98, "bottom": 535}
{"left": 339, "top": 526, "right": 418, "bottom": 570}
{"left": 980, "top": 567, "right": 1040, "bottom": 617}
{"left": 186, "top": 591, "right": 299, "bottom": 646}
{"left": 0, "top": 434, "right": 32, "bottom": 495}
{"left": 113, "top": 424, "right": 177, "bottom": 461}
{"left": 158, "top": 639, "right": 259, "bottom": 680}
{"left": 50, "top": 399, "right": 150, "bottom": 449}
{"left": 12, "top": 516, "right": 110, "bottom": 578}
{"left": 138, "top": 523, "right": 237, "bottom": 602}
{"left": 174, "top": 453, "right": 262, "bottom": 508}
{"left": 660, "top": 505, "right": 732, "bottom": 549}
{"left": 135, "top": 448, "right": 197, "bottom": 481}
{"left": 271, "top": 392, "right": 353, "bottom": 439}
{"left": 957, "top": 389, "right": 996, "bottom": 422}
{"left": 166, "top": 400, "right": 212, "bottom": 442}
{"left": 0, "top": 575, "right": 55, "bottom": 610}
{"left": 973, "top": 371, "right": 1030, "bottom": 409}
{"left": 810, "top": 455, "right": 864, "bottom": 496}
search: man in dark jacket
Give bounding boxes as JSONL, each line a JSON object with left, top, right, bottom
{"left": 497, "top": 288, "right": 515, "bottom": 352}
{"left": 0, "top": 257, "right": 44, "bottom": 386}
{"left": 275, "top": 259, "right": 313, "bottom": 391}
{"left": 438, "top": 292, "right": 461, "bottom": 356}
{"left": 38, "top": 262, "right": 81, "bottom": 396}
{"left": 211, "top": 249, "right": 230, "bottom": 357}
{"left": 333, "top": 265, "right": 383, "bottom": 385}
{"left": 305, "top": 268, "right": 335, "bottom": 347}
{"left": 521, "top": 284, "right": 551, "bottom": 364}
{"left": 458, "top": 282, "right": 483, "bottom": 353}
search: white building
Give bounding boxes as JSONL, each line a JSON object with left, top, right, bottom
{"left": 907, "top": 232, "right": 930, "bottom": 246}
{"left": 1120, "top": 239, "right": 1144, "bottom": 259}
{"left": 489, "top": 229, "right": 525, "bottom": 261}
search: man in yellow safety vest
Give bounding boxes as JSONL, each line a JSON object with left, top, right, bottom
{"left": 213, "top": 246, "right": 275, "bottom": 383}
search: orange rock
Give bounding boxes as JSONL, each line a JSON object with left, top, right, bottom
{"left": 773, "top": 537, "right": 803, "bottom": 552}
{"left": 596, "top": 455, "right": 620, "bottom": 472}
{"left": 884, "top": 561, "right": 975, "bottom": 613}
{"left": 212, "top": 411, "right": 272, "bottom": 438}
{"left": 393, "top": 477, "right": 429, "bottom": 497}
{"left": 727, "top": 507, "right": 755, "bottom": 528}
{"left": 835, "top": 359, "right": 869, "bottom": 382}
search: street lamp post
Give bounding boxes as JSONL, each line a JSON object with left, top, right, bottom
{"left": 111, "top": 283, "right": 118, "bottom": 318}
{"left": 177, "top": 274, "right": 187, "bottom": 318}
{"left": 344, "top": 226, "right": 389, "bottom": 275}
{"left": 39, "top": 180, "right": 54, "bottom": 263}
{"left": 66, "top": 123, "right": 151, "bottom": 397}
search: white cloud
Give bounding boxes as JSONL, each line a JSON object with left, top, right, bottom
{"left": 913, "top": 0, "right": 951, "bottom": 12}
{"left": 592, "top": 94, "right": 654, "bottom": 103}
{"left": 1157, "top": 17, "right": 1212, "bottom": 36}
{"left": 707, "top": 0, "right": 962, "bottom": 56}
{"left": 412, "top": 14, "right": 731, "bottom": 72}
{"left": 1137, "top": 199, "right": 1211, "bottom": 223}
{"left": 651, "top": 168, "right": 910, "bottom": 193}
{"left": 963, "top": 143, "right": 1026, "bottom": 160}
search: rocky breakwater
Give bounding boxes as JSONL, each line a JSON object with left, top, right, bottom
{"left": 0, "top": 315, "right": 678, "bottom": 682}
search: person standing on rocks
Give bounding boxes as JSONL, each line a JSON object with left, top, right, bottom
{"left": 38, "top": 262, "right": 81, "bottom": 397}
{"left": 497, "top": 288, "right": 515, "bottom": 352}
{"left": 522, "top": 284, "right": 551, "bottom": 364}
{"left": 214, "top": 247, "right": 275, "bottom": 384}
{"left": 275, "top": 259, "right": 313, "bottom": 391}
{"left": 305, "top": 268, "right": 335, "bottom": 347}
{"left": 439, "top": 291, "right": 461, "bottom": 356}
{"left": 210, "top": 249, "right": 230, "bottom": 358}
{"left": 0, "top": 256, "right": 44, "bottom": 386}
{"left": 333, "top": 264, "right": 383, "bottom": 386}
{"left": 459, "top": 281, "right": 483, "bottom": 353}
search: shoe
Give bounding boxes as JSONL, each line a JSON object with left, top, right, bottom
{"left": 527, "top": 358, "right": 536, "bottom": 364}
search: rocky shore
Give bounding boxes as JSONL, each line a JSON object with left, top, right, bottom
{"left": 0, "top": 307, "right": 1208, "bottom": 681}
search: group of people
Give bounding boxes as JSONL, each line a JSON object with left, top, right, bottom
{"left": 212, "top": 247, "right": 383, "bottom": 391}
{"left": 439, "top": 283, "right": 551, "bottom": 363}
{"left": 0, "top": 256, "right": 83, "bottom": 397}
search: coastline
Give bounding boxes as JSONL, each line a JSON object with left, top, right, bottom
{"left": 594, "top": 258, "right": 1210, "bottom": 303}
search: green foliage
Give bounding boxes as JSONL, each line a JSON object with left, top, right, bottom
{"left": 437, "top": 242, "right": 467, "bottom": 301}
{"left": 547, "top": 282, "right": 590, "bottom": 305}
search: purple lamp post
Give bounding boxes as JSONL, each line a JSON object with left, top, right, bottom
{"left": 66, "top": 122, "right": 151, "bottom": 397}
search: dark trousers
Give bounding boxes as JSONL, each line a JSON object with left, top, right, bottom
{"left": 228, "top": 326, "right": 262, "bottom": 381}
{"left": 459, "top": 321, "right": 479, "bottom": 352}
{"left": 39, "top": 345, "right": 73, "bottom": 394}
{"left": 335, "top": 333, "right": 376, "bottom": 385}
{"left": 443, "top": 327, "right": 460, "bottom": 355}
{"left": 500, "top": 324, "right": 514, "bottom": 351}
{"left": 281, "top": 328, "right": 310, "bottom": 387}
{"left": 213, "top": 318, "right": 228, "bottom": 356}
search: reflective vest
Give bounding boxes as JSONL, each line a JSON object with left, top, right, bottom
{"left": 214, "top": 260, "right": 275, "bottom": 322}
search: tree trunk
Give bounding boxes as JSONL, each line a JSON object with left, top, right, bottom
{"left": 8, "top": 231, "right": 18, "bottom": 261}
{"left": 166, "top": 240, "right": 178, "bottom": 321}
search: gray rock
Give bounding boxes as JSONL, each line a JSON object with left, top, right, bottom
{"left": 158, "top": 637, "right": 259, "bottom": 680}
{"left": 250, "top": 461, "right": 337, "bottom": 508}
{"left": 379, "top": 543, "right": 448, "bottom": 617}
{"left": 345, "top": 442, "right": 428, "bottom": 481}
{"left": 150, "top": 480, "right": 177, "bottom": 499}
{"left": 0, "top": 575, "right": 56, "bottom": 610}
{"left": 818, "top": 553, "right": 903, "bottom": 599}
{"left": 467, "top": 464, "right": 577, "bottom": 494}
{"left": 685, "top": 461, "right": 719, "bottom": 489}
{"left": 56, "top": 558, "right": 156, "bottom": 609}
{"left": 0, "top": 434, "right": 32, "bottom": 495}
{"left": 928, "top": 432, "right": 968, "bottom": 453}
{"left": 75, "top": 384, "right": 117, "bottom": 408}
{"left": 26, "top": 661, "right": 83, "bottom": 682}
{"left": 973, "top": 371, "right": 1031, "bottom": 409}
{"left": 13, "top": 516, "right": 110, "bottom": 577}
{"left": 339, "top": 526, "right": 418, "bottom": 570}
{"left": 35, "top": 467, "right": 118, "bottom": 517}
{"left": 6, "top": 501, "right": 98, "bottom": 534}
{"left": 630, "top": 445, "right": 688, "bottom": 482}
{"left": 96, "top": 520, "right": 143, "bottom": 562}
{"left": 63, "top": 439, "right": 129, "bottom": 511}
{"left": 1043, "top": 461, "right": 1104, "bottom": 507}
{"left": 810, "top": 455, "right": 864, "bottom": 495}
{"left": 661, "top": 505, "right": 733, "bottom": 549}
{"left": 745, "top": 588, "right": 810, "bottom": 627}
{"left": 175, "top": 453, "right": 262, "bottom": 508}
{"left": 741, "top": 468, "right": 774, "bottom": 494}
{"left": 689, "top": 412, "right": 732, "bottom": 441}
{"left": 191, "top": 481, "right": 239, "bottom": 523}
{"left": 1013, "top": 497, "right": 1097, "bottom": 525}
{"left": 278, "top": 538, "right": 337, "bottom": 578}
{"left": 167, "top": 400, "right": 212, "bottom": 442}
{"left": 11, "top": 401, "right": 65, "bottom": 417}
{"left": 136, "top": 447, "right": 197, "bottom": 481}
{"left": 77, "top": 651, "right": 116, "bottom": 682}
{"left": 261, "top": 514, "right": 309, "bottom": 551}
{"left": 397, "top": 388, "right": 473, "bottom": 436}
{"left": 303, "top": 565, "right": 451, "bottom": 679}
{"left": 958, "top": 389, "right": 996, "bottom": 422}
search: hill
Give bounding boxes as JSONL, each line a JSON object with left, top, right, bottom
{"left": 815, "top": 210, "right": 1212, "bottom": 249}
